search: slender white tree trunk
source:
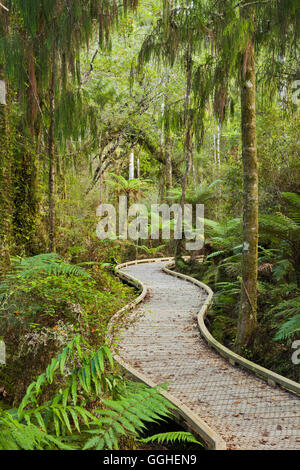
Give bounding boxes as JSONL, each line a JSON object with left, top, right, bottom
{"left": 99, "top": 154, "right": 103, "bottom": 204}
{"left": 216, "top": 122, "right": 221, "bottom": 168}
{"left": 213, "top": 132, "right": 217, "bottom": 164}
{"left": 129, "top": 151, "right": 134, "bottom": 180}
{"left": 0, "top": 80, "right": 6, "bottom": 105}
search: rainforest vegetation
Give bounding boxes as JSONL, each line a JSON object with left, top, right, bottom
{"left": 0, "top": 0, "right": 299, "bottom": 451}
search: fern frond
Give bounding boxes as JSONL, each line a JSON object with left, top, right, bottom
{"left": 139, "top": 431, "right": 202, "bottom": 446}
{"left": 6, "top": 253, "right": 90, "bottom": 282}
{"left": 274, "top": 315, "right": 300, "bottom": 341}
{"left": 0, "top": 410, "right": 72, "bottom": 450}
{"left": 87, "top": 385, "right": 175, "bottom": 450}
{"left": 282, "top": 192, "right": 300, "bottom": 225}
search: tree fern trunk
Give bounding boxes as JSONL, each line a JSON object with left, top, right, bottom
{"left": 237, "top": 16, "right": 258, "bottom": 348}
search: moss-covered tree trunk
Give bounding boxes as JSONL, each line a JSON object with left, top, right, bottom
{"left": 12, "top": 145, "right": 38, "bottom": 254}
{"left": 0, "top": 7, "right": 12, "bottom": 260}
{"left": 48, "top": 47, "right": 56, "bottom": 253}
{"left": 181, "top": 46, "right": 193, "bottom": 210}
{"left": 1, "top": 9, "right": 38, "bottom": 256}
{"left": 176, "top": 46, "right": 193, "bottom": 260}
{"left": 237, "top": 18, "right": 258, "bottom": 348}
{"left": 0, "top": 69, "right": 12, "bottom": 261}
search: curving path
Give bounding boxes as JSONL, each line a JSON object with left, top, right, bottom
{"left": 112, "top": 261, "right": 300, "bottom": 450}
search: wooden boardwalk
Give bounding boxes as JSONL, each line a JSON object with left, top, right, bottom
{"left": 113, "top": 261, "right": 300, "bottom": 450}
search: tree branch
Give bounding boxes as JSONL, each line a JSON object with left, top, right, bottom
{"left": 81, "top": 47, "right": 100, "bottom": 86}
{"left": 233, "top": 0, "right": 270, "bottom": 8}
{"left": 0, "top": 2, "right": 8, "bottom": 12}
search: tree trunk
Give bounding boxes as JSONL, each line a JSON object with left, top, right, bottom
{"left": 237, "top": 25, "right": 258, "bottom": 348}
{"left": 181, "top": 46, "right": 193, "bottom": 209}
{"left": 48, "top": 47, "right": 56, "bottom": 252}
{"left": 99, "top": 153, "right": 104, "bottom": 203}
{"left": 0, "top": 67, "right": 11, "bottom": 259}
{"left": 176, "top": 46, "right": 193, "bottom": 260}
{"left": 129, "top": 151, "right": 134, "bottom": 180}
{"left": 216, "top": 122, "right": 221, "bottom": 168}
{"left": 166, "top": 148, "right": 172, "bottom": 193}
{"left": 28, "top": 44, "right": 38, "bottom": 131}
{"left": 0, "top": 3, "right": 11, "bottom": 260}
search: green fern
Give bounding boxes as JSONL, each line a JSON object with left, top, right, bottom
{"left": 0, "top": 410, "right": 71, "bottom": 450}
{"left": 136, "top": 244, "right": 166, "bottom": 257}
{"left": 1, "top": 335, "right": 179, "bottom": 450}
{"left": 275, "top": 315, "right": 300, "bottom": 341}
{"left": 167, "top": 180, "right": 222, "bottom": 205}
{"left": 83, "top": 384, "right": 175, "bottom": 450}
{"left": 0, "top": 254, "right": 91, "bottom": 306}
{"left": 273, "top": 296, "right": 300, "bottom": 341}
{"left": 8, "top": 254, "right": 90, "bottom": 280}
{"left": 139, "top": 431, "right": 202, "bottom": 446}
{"left": 282, "top": 192, "right": 300, "bottom": 225}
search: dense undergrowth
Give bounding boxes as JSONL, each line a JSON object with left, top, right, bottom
{"left": 0, "top": 200, "right": 200, "bottom": 449}
{"left": 175, "top": 192, "right": 300, "bottom": 383}
{"left": 0, "top": 333, "right": 203, "bottom": 450}
{"left": 0, "top": 249, "right": 202, "bottom": 450}
{"left": 0, "top": 252, "right": 135, "bottom": 405}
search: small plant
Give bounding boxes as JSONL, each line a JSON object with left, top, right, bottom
{"left": 135, "top": 244, "right": 166, "bottom": 257}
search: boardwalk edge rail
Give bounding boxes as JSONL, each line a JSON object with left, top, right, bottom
{"left": 108, "top": 257, "right": 300, "bottom": 450}
{"left": 163, "top": 261, "right": 300, "bottom": 397}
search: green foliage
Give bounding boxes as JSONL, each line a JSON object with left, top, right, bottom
{"left": 168, "top": 180, "right": 222, "bottom": 207}
{"left": 136, "top": 244, "right": 166, "bottom": 257}
{"left": 0, "top": 253, "right": 134, "bottom": 403}
{"left": 0, "top": 410, "right": 70, "bottom": 450}
{"left": 273, "top": 296, "right": 300, "bottom": 341}
{"left": 0, "top": 335, "right": 181, "bottom": 450}
{"left": 139, "top": 431, "right": 202, "bottom": 446}
{"left": 0, "top": 254, "right": 93, "bottom": 325}
{"left": 3, "top": 253, "right": 90, "bottom": 282}
{"left": 282, "top": 193, "right": 300, "bottom": 225}
{"left": 107, "top": 173, "right": 151, "bottom": 201}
